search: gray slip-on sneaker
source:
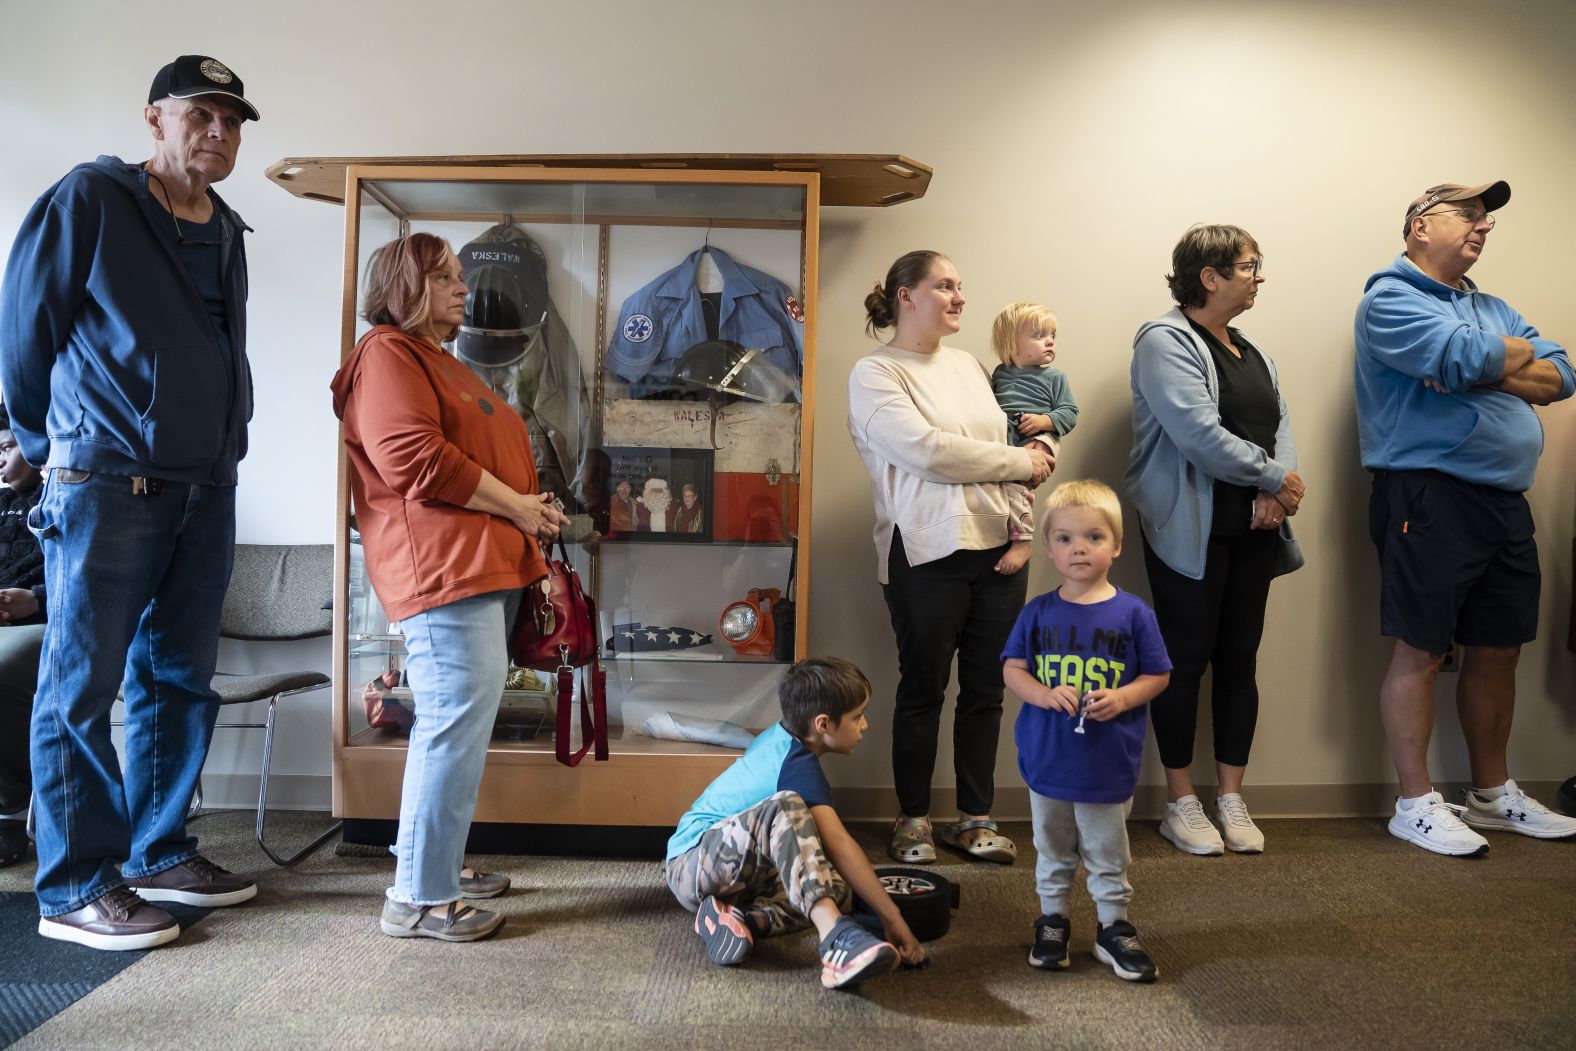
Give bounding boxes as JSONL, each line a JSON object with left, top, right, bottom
{"left": 380, "top": 898, "right": 505, "bottom": 942}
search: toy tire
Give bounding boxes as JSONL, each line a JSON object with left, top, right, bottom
{"left": 854, "top": 866, "right": 959, "bottom": 942}
{"left": 1558, "top": 775, "right": 1576, "bottom": 818}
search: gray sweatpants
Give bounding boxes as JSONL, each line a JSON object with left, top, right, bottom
{"left": 1029, "top": 791, "right": 1133, "bottom": 924}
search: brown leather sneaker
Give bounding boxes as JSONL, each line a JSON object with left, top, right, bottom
{"left": 124, "top": 855, "right": 257, "bottom": 907}
{"left": 38, "top": 886, "right": 180, "bottom": 951}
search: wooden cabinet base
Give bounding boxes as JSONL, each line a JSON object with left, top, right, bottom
{"left": 333, "top": 730, "right": 737, "bottom": 826}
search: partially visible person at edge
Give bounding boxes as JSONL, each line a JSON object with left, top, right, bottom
{"left": 330, "top": 232, "right": 570, "bottom": 941}
{"left": 0, "top": 55, "right": 261, "bottom": 950}
{"left": 1355, "top": 181, "right": 1576, "bottom": 856}
{"left": 1126, "top": 224, "right": 1305, "bottom": 858}
{"left": 847, "top": 250, "right": 1053, "bottom": 868}
{"left": 0, "top": 406, "right": 47, "bottom": 869}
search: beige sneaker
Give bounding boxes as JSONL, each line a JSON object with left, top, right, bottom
{"left": 1215, "top": 793, "right": 1265, "bottom": 853}
{"left": 1159, "top": 795, "right": 1224, "bottom": 856}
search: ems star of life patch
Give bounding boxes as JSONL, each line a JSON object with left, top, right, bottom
{"left": 623, "top": 314, "right": 654, "bottom": 343}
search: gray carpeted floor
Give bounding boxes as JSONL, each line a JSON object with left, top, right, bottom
{"left": 2, "top": 810, "right": 1572, "bottom": 1050}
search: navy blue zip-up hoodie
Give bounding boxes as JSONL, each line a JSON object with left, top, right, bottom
{"left": 0, "top": 156, "right": 252, "bottom": 484}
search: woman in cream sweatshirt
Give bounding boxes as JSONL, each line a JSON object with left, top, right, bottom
{"left": 847, "top": 250, "right": 1051, "bottom": 866}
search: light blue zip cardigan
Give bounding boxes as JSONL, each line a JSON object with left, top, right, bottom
{"left": 1124, "top": 308, "right": 1303, "bottom": 581}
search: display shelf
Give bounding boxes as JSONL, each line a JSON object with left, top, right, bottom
{"left": 348, "top": 724, "right": 745, "bottom": 759}
{"left": 283, "top": 154, "right": 924, "bottom": 828}
{"left": 579, "top": 538, "right": 796, "bottom": 550}
{"left": 604, "top": 651, "right": 785, "bottom": 665}
{"left": 266, "top": 153, "right": 931, "bottom": 209}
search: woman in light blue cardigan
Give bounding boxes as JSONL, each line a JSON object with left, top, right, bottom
{"left": 1126, "top": 224, "right": 1305, "bottom": 858}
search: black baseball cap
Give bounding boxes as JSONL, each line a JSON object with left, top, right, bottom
{"left": 148, "top": 55, "right": 260, "bottom": 121}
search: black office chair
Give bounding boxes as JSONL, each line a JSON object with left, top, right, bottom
{"left": 208, "top": 543, "right": 340, "bottom": 866}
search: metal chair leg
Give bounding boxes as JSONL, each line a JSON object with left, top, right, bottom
{"left": 256, "top": 691, "right": 340, "bottom": 866}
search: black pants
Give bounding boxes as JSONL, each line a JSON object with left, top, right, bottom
{"left": 882, "top": 529, "right": 1027, "bottom": 817}
{"left": 1143, "top": 530, "right": 1278, "bottom": 770}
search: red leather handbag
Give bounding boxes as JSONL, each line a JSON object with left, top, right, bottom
{"left": 509, "top": 537, "right": 609, "bottom": 767}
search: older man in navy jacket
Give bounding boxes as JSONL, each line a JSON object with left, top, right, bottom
{"left": 0, "top": 55, "right": 262, "bottom": 949}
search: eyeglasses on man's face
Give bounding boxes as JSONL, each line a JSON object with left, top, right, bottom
{"left": 1422, "top": 207, "right": 1496, "bottom": 230}
{"left": 1213, "top": 257, "right": 1264, "bottom": 279}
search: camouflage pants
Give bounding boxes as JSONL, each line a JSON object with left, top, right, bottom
{"left": 665, "top": 790, "right": 851, "bottom": 936}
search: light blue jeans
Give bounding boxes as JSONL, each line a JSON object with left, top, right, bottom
{"left": 389, "top": 588, "right": 521, "bottom": 906}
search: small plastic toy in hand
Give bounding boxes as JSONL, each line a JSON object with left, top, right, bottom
{"left": 1073, "top": 692, "right": 1089, "bottom": 735}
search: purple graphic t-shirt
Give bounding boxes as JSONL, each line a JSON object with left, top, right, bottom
{"left": 1002, "top": 587, "right": 1171, "bottom": 803}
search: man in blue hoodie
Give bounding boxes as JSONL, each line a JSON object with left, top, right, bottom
{"left": 0, "top": 56, "right": 262, "bottom": 949}
{"left": 1355, "top": 180, "right": 1576, "bottom": 858}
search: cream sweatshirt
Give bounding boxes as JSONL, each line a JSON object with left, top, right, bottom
{"left": 848, "top": 345, "right": 1035, "bottom": 583}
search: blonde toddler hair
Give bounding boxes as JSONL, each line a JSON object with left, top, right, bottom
{"left": 1039, "top": 479, "right": 1124, "bottom": 548}
{"left": 990, "top": 302, "right": 1059, "bottom": 367}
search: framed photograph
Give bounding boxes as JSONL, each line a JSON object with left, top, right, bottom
{"left": 601, "top": 446, "right": 714, "bottom": 542}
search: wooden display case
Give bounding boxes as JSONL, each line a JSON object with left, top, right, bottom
{"left": 269, "top": 155, "right": 929, "bottom": 827}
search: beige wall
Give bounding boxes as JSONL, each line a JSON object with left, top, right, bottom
{"left": 2, "top": 0, "right": 1571, "bottom": 813}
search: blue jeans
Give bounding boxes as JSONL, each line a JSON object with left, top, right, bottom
{"left": 389, "top": 588, "right": 520, "bottom": 906}
{"left": 28, "top": 471, "right": 234, "bottom": 916}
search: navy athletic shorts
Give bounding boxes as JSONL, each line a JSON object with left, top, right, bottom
{"left": 1367, "top": 469, "right": 1540, "bottom": 653}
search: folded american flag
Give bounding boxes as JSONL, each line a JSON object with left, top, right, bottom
{"left": 606, "top": 621, "right": 714, "bottom": 653}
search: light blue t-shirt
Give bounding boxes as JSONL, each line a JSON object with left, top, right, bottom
{"left": 665, "top": 722, "right": 833, "bottom": 861}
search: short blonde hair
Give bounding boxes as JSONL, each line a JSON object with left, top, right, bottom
{"left": 1039, "top": 479, "right": 1123, "bottom": 548}
{"left": 990, "top": 302, "right": 1058, "bottom": 366}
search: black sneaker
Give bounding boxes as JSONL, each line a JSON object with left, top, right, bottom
{"left": 1028, "top": 913, "right": 1070, "bottom": 970}
{"left": 1094, "top": 920, "right": 1158, "bottom": 982}
{"left": 694, "top": 895, "right": 753, "bottom": 966}
{"left": 819, "top": 917, "right": 898, "bottom": 990}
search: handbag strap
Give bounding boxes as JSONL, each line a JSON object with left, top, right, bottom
{"left": 554, "top": 654, "right": 611, "bottom": 766}
{"left": 537, "top": 530, "right": 610, "bottom": 765}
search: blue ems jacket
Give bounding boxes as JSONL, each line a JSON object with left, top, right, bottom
{"left": 0, "top": 156, "right": 252, "bottom": 485}
{"left": 606, "top": 247, "right": 804, "bottom": 399}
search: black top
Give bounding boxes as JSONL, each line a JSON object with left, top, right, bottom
{"left": 0, "top": 485, "right": 45, "bottom": 622}
{"left": 1186, "top": 318, "right": 1279, "bottom": 536}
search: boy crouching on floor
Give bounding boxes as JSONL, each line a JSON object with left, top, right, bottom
{"left": 664, "top": 657, "right": 926, "bottom": 989}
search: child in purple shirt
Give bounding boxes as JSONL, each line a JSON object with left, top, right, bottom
{"left": 1002, "top": 480, "right": 1171, "bottom": 982}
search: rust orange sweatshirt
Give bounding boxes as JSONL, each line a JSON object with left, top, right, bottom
{"left": 330, "top": 325, "right": 548, "bottom": 621}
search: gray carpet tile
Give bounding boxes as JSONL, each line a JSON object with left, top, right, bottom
{"left": 1, "top": 810, "right": 1572, "bottom": 1050}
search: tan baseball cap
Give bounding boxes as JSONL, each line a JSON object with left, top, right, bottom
{"left": 1402, "top": 181, "right": 1510, "bottom": 238}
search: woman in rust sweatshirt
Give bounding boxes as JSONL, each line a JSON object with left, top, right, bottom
{"left": 331, "top": 233, "right": 568, "bottom": 943}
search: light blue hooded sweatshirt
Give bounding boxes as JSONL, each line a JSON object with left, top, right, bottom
{"left": 1125, "top": 308, "right": 1302, "bottom": 581}
{"left": 1354, "top": 254, "right": 1572, "bottom": 492}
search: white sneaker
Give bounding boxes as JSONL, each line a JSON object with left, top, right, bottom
{"left": 1462, "top": 780, "right": 1576, "bottom": 840}
{"left": 1215, "top": 793, "right": 1265, "bottom": 853}
{"left": 1388, "top": 791, "right": 1489, "bottom": 857}
{"left": 1159, "top": 795, "right": 1225, "bottom": 856}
